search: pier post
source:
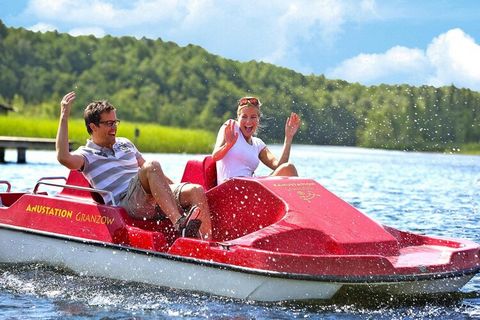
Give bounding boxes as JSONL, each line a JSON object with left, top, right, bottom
{"left": 0, "top": 148, "right": 4, "bottom": 163}
{"left": 17, "top": 147, "right": 26, "bottom": 164}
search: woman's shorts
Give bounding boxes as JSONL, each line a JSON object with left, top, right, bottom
{"left": 119, "top": 174, "right": 187, "bottom": 220}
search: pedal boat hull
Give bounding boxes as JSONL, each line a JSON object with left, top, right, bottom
{"left": 0, "top": 158, "right": 479, "bottom": 302}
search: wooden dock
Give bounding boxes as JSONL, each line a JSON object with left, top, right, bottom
{"left": 0, "top": 136, "right": 73, "bottom": 164}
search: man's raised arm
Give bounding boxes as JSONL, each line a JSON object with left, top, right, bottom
{"left": 56, "top": 91, "right": 85, "bottom": 170}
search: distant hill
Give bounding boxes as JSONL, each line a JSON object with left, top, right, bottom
{"left": 1, "top": 20, "right": 479, "bottom": 151}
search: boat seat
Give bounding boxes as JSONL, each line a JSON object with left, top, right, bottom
{"left": 180, "top": 155, "right": 217, "bottom": 191}
{"left": 0, "top": 192, "right": 26, "bottom": 207}
{"left": 0, "top": 181, "right": 24, "bottom": 207}
{"left": 58, "top": 170, "right": 105, "bottom": 204}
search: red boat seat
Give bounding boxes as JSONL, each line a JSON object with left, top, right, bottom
{"left": 57, "top": 170, "right": 105, "bottom": 204}
{"left": 0, "top": 192, "right": 26, "bottom": 207}
{"left": 180, "top": 156, "right": 217, "bottom": 191}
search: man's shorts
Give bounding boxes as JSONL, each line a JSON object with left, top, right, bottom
{"left": 120, "top": 174, "right": 187, "bottom": 220}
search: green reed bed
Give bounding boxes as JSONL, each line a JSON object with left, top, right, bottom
{"left": 0, "top": 116, "right": 215, "bottom": 154}
{"left": 457, "top": 143, "right": 480, "bottom": 155}
{"left": 120, "top": 122, "right": 215, "bottom": 154}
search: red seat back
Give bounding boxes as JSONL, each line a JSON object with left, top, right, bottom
{"left": 58, "top": 170, "right": 104, "bottom": 203}
{"left": 180, "top": 156, "right": 217, "bottom": 190}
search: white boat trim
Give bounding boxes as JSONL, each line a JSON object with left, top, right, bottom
{"left": 0, "top": 224, "right": 478, "bottom": 301}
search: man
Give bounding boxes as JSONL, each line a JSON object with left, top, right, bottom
{"left": 55, "top": 91, "right": 212, "bottom": 240}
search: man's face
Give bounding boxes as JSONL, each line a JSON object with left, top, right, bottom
{"left": 90, "top": 110, "right": 118, "bottom": 148}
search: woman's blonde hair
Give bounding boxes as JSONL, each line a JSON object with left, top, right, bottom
{"left": 237, "top": 96, "right": 262, "bottom": 115}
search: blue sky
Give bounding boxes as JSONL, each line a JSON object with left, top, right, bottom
{"left": 2, "top": 0, "right": 480, "bottom": 91}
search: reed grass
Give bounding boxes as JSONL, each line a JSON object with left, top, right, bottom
{"left": 457, "top": 143, "right": 480, "bottom": 155}
{"left": 0, "top": 116, "right": 215, "bottom": 154}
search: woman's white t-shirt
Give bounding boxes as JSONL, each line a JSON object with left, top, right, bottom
{"left": 216, "top": 121, "right": 266, "bottom": 184}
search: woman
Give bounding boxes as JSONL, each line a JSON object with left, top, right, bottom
{"left": 212, "top": 96, "right": 301, "bottom": 184}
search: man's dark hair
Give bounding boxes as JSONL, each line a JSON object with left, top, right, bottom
{"left": 84, "top": 100, "right": 116, "bottom": 134}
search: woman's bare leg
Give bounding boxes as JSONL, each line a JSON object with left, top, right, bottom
{"left": 271, "top": 162, "right": 298, "bottom": 177}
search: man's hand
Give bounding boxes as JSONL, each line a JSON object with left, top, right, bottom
{"left": 60, "top": 91, "right": 76, "bottom": 116}
{"left": 56, "top": 91, "right": 84, "bottom": 170}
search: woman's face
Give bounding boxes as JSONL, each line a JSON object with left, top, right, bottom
{"left": 237, "top": 106, "right": 260, "bottom": 140}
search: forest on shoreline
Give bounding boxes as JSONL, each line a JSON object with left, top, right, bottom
{"left": 1, "top": 20, "right": 479, "bottom": 153}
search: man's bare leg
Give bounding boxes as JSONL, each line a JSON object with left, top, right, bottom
{"left": 178, "top": 184, "right": 212, "bottom": 240}
{"left": 138, "top": 161, "right": 183, "bottom": 224}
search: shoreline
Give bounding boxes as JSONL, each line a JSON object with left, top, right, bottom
{"left": 1, "top": 116, "right": 478, "bottom": 155}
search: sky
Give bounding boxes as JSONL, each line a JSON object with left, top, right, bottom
{"left": 1, "top": 0, "right": 480, "bottom": 91}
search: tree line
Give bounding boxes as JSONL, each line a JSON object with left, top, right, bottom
{"left": 1, "top": 20, "right": 479, "bottom": 151}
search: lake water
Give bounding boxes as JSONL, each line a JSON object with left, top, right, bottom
{"left": 0, "top": 145, "right": 479, "bottom": 319}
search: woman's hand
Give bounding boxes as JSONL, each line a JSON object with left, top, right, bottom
{"left": 212, "top": 119, "right": 239, "bottom": 162}
{"left": 285, "top": 112, "right": 301, "bottom": 140}
{"left": 224, "top": 119, "right": 238, "bottom": 147}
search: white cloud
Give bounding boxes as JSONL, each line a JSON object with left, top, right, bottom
{"left": 327, "top": 46, "right": 430, "bottom": 84}
{"left": 426, "top": 28, "right": 480, "bottom": 90}
{"left": 262, "top": 0, "right": 346, "bottom": 68}
{"left": 327, "top": 28, "right": 480, "bottom": 91}
{"left": 28, "top": 22, "right": 57, "bottom": 33}
{"left": 69, "top": 27, "right": 106, "bottom": 38}
{"left": 259, "top": 0, "right": 379, "bottom": 71}
{"left": 22, "top": 0, "right": 379, "bottom": 73}
{"left": 25, "top": 0, "right": 201, "bottom": 28}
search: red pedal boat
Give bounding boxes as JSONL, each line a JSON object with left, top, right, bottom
{"left": 0, "top": 156, "right": 479, "bottom": 302}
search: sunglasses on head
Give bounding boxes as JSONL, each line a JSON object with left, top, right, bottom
{"left": 238, "top": 97, "right": 260, "bottom": 107}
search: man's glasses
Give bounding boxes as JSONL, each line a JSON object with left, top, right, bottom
{"left": 238, "top": 97, "right": 260, "bottom": 107}
{"left": 98, "top": 120, "right": 121, "bottom": 127}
